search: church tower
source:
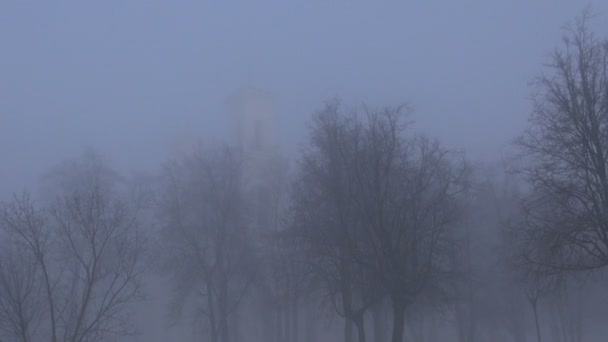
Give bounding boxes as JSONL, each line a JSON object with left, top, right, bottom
{"left": 225, "top": 87, "right": 286, "bottom": 342}
{"left": 226, "top": 87, "right": 277, "bottom": 156}
{"left": 226, "top": 87, "right": 285, "bottom": 235}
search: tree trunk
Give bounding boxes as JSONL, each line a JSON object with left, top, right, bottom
{"left": 345, "top": 317, "right": 354, "bottom": 342}
{"left": 292, "top": 296, "right": 299, "bottom": 342}
{"left": 286, "top": 299, "right": 291, "bottom": 342}
{"left": 232, "top": 305, "right": 240, "bottom": 342}
{"left": 262, "top": 304, "right": 273, "bottom": 342}
{"left": 219, "top": 279, "right": 229, "bottom": 342}
{"left": 510, "top": 312, "right": 527, "bottom": 342}
{"left": 40, "top": 260, "right": 57, "bottom": 342}
{"left": 530, "top": 299, "right": 541, "bottom": 342}
{"left": 354, "top": 314, "right": 367, "bottom": 342}
{"left": 372, "top": 301, "right": 387, "bottom": 342}
{"left": 276, "top": 308, "right": 282, "bottom": 342}
{"left": 305, "top": 305, "right": 316, "bottom": 342}
{"left": 207, "top": 282, "right": 218, "bottom": 342}
{"left": 391, "top": 299, "right": 406, "bottom": 342}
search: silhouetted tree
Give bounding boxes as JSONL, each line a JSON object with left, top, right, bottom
{"left": 158, "top": 145, "right": 257, "bottom": 342}
{"left": 0, "top": 151, "right": 147, "bottom": 342}
{"left": 0, "top": 194, "right": 55, "bottom": 342}
{"left": 289, "top": 101, "right": 382, "bottom": 342}
{"left": 0, "top": 240, "right": 43, "bottom": 342}
{"left": 517, "top": 10, "right": 608, "bottom": 273}
{"left": 48, "top": 151, "right": 147, "bottom": 342}
{"left": 290, "top": 101, "right": 469, "bottom": 342}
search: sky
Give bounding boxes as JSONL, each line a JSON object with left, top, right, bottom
{"left": 1, "top": 0, "right": 608, "bottom": 197}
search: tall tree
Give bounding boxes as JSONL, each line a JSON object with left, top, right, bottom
{"left": 0, "top": 239, "right": 43, "bottom": 342}
{"left": 289, "top": 101, "right": 380, "bottom": 342}
{"left": 0, "top": 193, "right": 57, "bottom": 342}
{"left": 355, "top": 134, "right": 468, "bottom": 342}
{"left": 0, "top": 150, "right": 147, "bottom": 342}
{"left": 290, "top": 101, "right": 468, "bottom": 342}
{"left": 48, "top": 150, "right": 147, "bottom": 342}
{"left": 158, "top": 145, "right": 256, "bottom": 342}
{"left": 517, "top": 10, "right": 608, "bottom": 273}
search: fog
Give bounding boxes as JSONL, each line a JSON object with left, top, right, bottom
{"left": 2, "top": 1, "right": 608, "bottom": 342}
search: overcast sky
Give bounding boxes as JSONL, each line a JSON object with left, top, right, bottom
{"left": 2, "top": 0, "right": 608, "bottom": 197}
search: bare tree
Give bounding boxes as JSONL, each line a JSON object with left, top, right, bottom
{"left": 48, "top": 151, "right": 147, "bottom": 342}
{"left": 264, "top": 228, "right": 309, "bottom": 342}
{"left": 456, "top": 172, "right": 528, "bottom": 342}
{"left": 289, "top": 101, "right": 380, "bottom": 342}
{"left": 549, "top": 282, "right": 585, "bottom": 342}
{"left": 502, "top": 224, "right": 561, "bottom": 342}
{"left": 0, "top": 242, "right": 43, "bottom": 342}
{"left": 0, "top": 193, "right": 60, "bottom": 342}
{"left": 0, "top": 151, "right": 147, "bottom": 342}
{"left": 357, "top": 134, "right": 468, "bottom": 342}
{"left": 158, "top": 145, "right": 257, "bottom": 342}
{"left": 290, "top": 101, "right": 468, "bottom": 342}
{"left": 337, "top": 105, "right": 468, "bottom": 342}
{"left": 517, "top": 9, "right": 608, "bottom": 272}
{"left": 246, "top": 152, "right": 300, "bottom": 342}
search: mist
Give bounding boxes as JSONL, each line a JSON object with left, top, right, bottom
{"left": 2, "top": 1, "right": 608, "bottom": 341}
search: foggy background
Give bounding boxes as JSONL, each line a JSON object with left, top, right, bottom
{"left": 3, "top": 2, "right": 608, "bottom": 342}
{"left": 3, "top": 1, "right": 607, "bottom": 197}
